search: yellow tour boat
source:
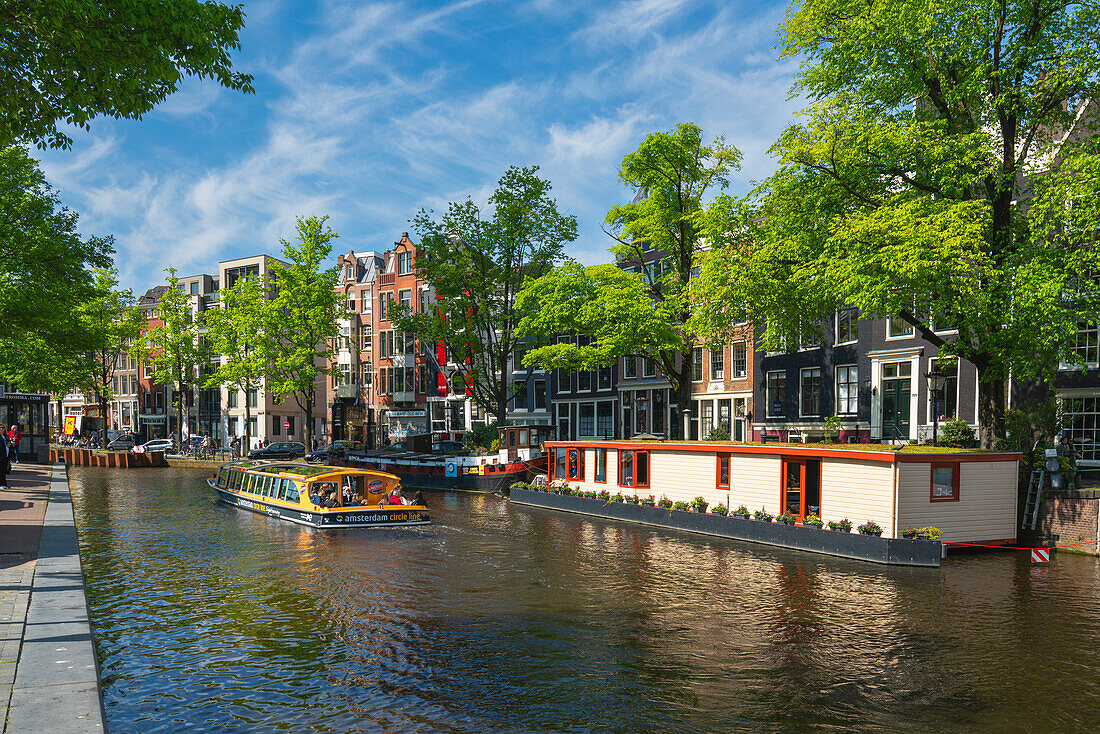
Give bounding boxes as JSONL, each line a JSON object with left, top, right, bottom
{"left": 208, "top": 460, "right": 430, "bottom": 528}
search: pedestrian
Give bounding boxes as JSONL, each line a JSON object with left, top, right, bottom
{"left": 0, "top": 434, "right": 9, "bottom": 489}
{"left": 7, "top": 425, "right": 20, "bottom": 463}
{"left": 230, "top": 435, "right": 240, "bottom": 457}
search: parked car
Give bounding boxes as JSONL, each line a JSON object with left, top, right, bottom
{"left": 106, "top": 434, "right": 138, "bottom": 451}
{"left": 305, "top": 440, "right": 358, "bottom": 464}
{"left": 134, "top": 438, "right": 175, "bottom": 454}
{"left": 247, "top": 442, "right": 306, "bottom": 461}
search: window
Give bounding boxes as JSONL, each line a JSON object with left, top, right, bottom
{"left": 887, "top": 315, "right": 914, "bottom": 338}
{"left": 248, "top": 390, "right": 258, "bottom": 408}
{"left": 716, "top": 454, "right": 730, "bottom": 488}
{"left": 361, "top": 326, "right": 372, "bottom": 351}
{"left": 361, "top": 362, "right": 373, "bottom": 385}
{"left": 642, "top": 358, "right": 656, "bottom": 378}
{"left": 578, "top": 371, "right": 592, "bottom": 391}
{"left": 767, "top": 371, "right": 786, "bottom": 417}
{"left": 928, "top": 358, "right": 958, "bottom": 422}
{"left": 595, "top": 448, "right": 607, "bottom": 483}
{"left": 711, "top": 348, "right": 725, "bottom": 380}
{"left": 379, "top": 293, "right": 389, "bottom": 321}
{"left": 397, "top": 251, "right": 413, "bottom": 275}
{"left": 347, "top": 292, "right": 356, "bottom": 311}
{"left": 555, "top": 448, "right": 568, "bottom": 480}
{"left": 272, "top": 415, "right": 281, "bottom": 435}
{"left": 800, "top": 368, "right": 821, "bottom": 416}
{"left": 692, "top": 347, "right": 704, "bottom": 382}
{"left": 248, "top": 417, "right": 257, "bottom": 437}
{"left": 597, "top": 402, "right": 614, "bottom": 437}
{"left": 400, "top": 289, "right": 412, "bottom": 311}
{"left": 286, "top": 416, "right": 295, "bottom": 436}
{"left": 227, "top": 390, "right": 238, "bottom": 408}
{"left": 579, "top": 403, "right": 595, "bottom": 435}
{"left": 568, "top": 448, "right": 584, "bottom": 480}
{"left": 930, "top": 463, "right": 959, "bottom": 501}
{"left": 836, "top": 365, "right": 858, "bottom": 415}
{"left": 1071, "top": 321, "right": 1100, "bottom": 365}
{"left": 618, "top": 449, "right": 649, "bottom": 489}
{"left": 514, "top": 341, "right": 527, "bottom": 371}
{"left": 190, "top": 281, "right": 199, "bottom": 295}
{"left": 624, "top": 356, "right": 637, "bottom": 379}
{"left": 732, "top": 342, "right": 747, "bottom": 378}
{"left": 598, "top": 368, "right": 611, "bottom": 390}
{"left": 701, "top": 402, "right": 714, "bottom": 437}
{"left": 345, "top": 264, "right": 354, "bottom": 280}
{"left": 836, "top": 306, "right": 858, "bottom": 344}
{"left": 1063, "top": 397, "right": 1100, "bottom": 462}
{"left": 534, "top": 380, "right": 546, "bottom": 410}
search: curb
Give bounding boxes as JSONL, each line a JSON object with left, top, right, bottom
{"left": 7, "top": 464, "right": 106, "bottom": 733}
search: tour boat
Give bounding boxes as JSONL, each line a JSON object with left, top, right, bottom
{"left": 208, "top": 460, "right": 430, "bottom": 528}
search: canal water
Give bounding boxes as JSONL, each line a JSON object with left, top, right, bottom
{"left": 70, "top": 467, "right": 1100, "bottom": 733}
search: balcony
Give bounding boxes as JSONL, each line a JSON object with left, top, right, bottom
{"left": 378, "top": 272, "right": 395, "bottom": 286}
{"left": 335, "top": 384, "right": 358, "bottom": 400}
{"left": 392, "top": 390, "right": 415, "bottom": 403}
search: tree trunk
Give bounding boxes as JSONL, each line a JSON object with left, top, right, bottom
{"left": 244, "top": 396, "right": 251, "bottom": 453}
{"left": 305, "top": 391, "right": 313, "bottom": 450}
{"left": 100, "top": 393, "right": 109, "bottom": 444}
{"left": 977, "top": 375, "right": 1007, "bottom": 450}
{"left": 675, "top": 371, "right": 692, "bottom": 441}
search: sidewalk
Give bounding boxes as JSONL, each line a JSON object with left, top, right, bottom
{"left": 0, "top": 464, "right": 105, "bottom": 733}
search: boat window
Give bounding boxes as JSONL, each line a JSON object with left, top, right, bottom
{"left": 635, "top": 450, "right": 650, "bottom": 488}
{"left": 509, "top": 430, "right": 517, "bottom": 447}
{"left": 619, "top": 450, "right": 633, "bottom": 487}
{"left": 218, "top": 468, "right": 226, "bottom": 485}
{"left": 286, "top": 482, "right": 300, "bottom": 503}
{"left": 555, "top": 448, "right": 568, "bottom": 480}
{"left": 247, "top": 475, "right": 258, "bottom": 494}
{"left": 234, "top": 471, "right": 244, "bottom": 490}
{"left": 518, "top": 429, "right": 528, "bottom": 446}
{"left": 263, "top": 476, "right": 275, "bottom": 497}
{"left": 568, "top": 449, "right": 583, "bottom": 480}
{"left": 595, "top": 448, "right": 607, "bottom": 483}
{"left": 276, "top": 478, "right": 288, "bottom": 500}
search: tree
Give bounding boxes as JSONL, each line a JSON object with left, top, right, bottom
{"left": 0, "top": 146, "right": 112, "bottom": 390}
{"left": 694, "top": 0, "right": 1100, "bottom": 448}
{"left": 75, "top": 268, "right": 145, "bottom": 438}
{"left": 267, "top": 216, "right": 344, "bottom": 450}
{"left": 393, "top": 166, "right": 578, "bottom": 424}
{"left": 131, "top": 268, "right": 208, "bottom": 442}
{"left": 516, "top": 124, "right": 740, "bottom": 438}
{"left": 0, "top": 1, "right": 253, "bottom": 149}
{"left": 202, "top": 271, "right": 272, "bottom": 451}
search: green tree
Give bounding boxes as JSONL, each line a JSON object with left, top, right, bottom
{"left": 267, "top": 216, "right": 344, "bottom": 449}
{"left": 202, "top": 272, "right": 271, "bottom": 451}
{"left": 0, "top": 1, "right": 253, "bottom": 149}
{"left": 393, "top": 166, "right": 577, "bottom": 424}
{"left": 76, "top": 268, "right": 145, "bottom": 438}
{"left": 0, "top": 146, "right": 112, "bottom": 390}
{"left": 131, "top": 268, "right": 208, "bottom": 442}
{"left": 516, "top": 124, "right": 740, "bottom": 438}
{"left": 694, "top": 0, "right": 1100, "bottom": 448}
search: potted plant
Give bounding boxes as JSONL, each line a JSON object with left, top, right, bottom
{"left": 803, "top": 513, "right": 823, "bottom": 529}
{"left": 597, "top": 489, "right": 611, "bottom": 502}
{"left": 643, "top": 495, "right": 656, "bottom": 507}
{"left": 611, "top": 492, "right": 624, "bottom": 503}
{"left": 900, "top": 527, "right": 919, "bottom": 539}
{"left": 857, "top": 520, "right": 883, "bottom": 537}
{"left": 916, "top": 526, "right": 942, "bottom": 540}
{"left": 672, "top": 500, "right": 691, "bottom": 511}
{"left": 734, "top": 505, "right": 751, "bottom": 519}
{"left": 584, "top": 490, "right": 598, "bottom": 499}
{"left": 826, "top": 518, "right": 852, "bottom": 533}
{"left": 753, "top": 507, "right": 773, "bottom": 522}
{"left": 777, "top": 512, "right": 797, "bottom": 525}
{"left": 691, "top": 496, "right": 709, "bottom": 513}
{"left": 657, "top": 496, "right": 674, "bottom": 509}
{"left": 712, "top": 503, "right": 728, "bottom": 516}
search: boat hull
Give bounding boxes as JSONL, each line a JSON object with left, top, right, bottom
{"left": 209, "top": 480, "right": 430, "bottom": 528}
{"left": 339, "top": 455, "right": 546, "bottom": 493}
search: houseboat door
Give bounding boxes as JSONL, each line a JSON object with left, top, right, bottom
{"left": 781, "top": 458, "right": 821, "bottom": 519}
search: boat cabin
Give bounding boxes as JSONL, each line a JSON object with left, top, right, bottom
{"left": 499, "top": 424, "right": 555, "bottom": 463}
{"left": 547, "top": 441, "right": 1021, "bottom": 545}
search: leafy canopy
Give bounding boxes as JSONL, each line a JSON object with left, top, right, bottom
{"left": 0, "top": 0, "right": 253, "bottom": 149}
{"left": 393, "top": 166, "right": 577, "bottom": 423}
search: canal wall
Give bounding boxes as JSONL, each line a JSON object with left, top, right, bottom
{"left": 49, "top": 447, "right": 168, "bottom": 468}
{"left": 1034, "top": 490, "right": 1100, "bottom": 555}
{"left": 509, "top": 488, "right": 942, "bottom": 567}
{"left": 7, "top": 463, "right": 106, "bottom": 733}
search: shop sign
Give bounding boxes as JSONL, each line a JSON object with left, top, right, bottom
{"left": 387, "top": 410, "right": 426, "bottom": 418}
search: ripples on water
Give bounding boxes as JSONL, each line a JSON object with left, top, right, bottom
{"left": 68, "top": 467, "right": 1100, "bottom": 733}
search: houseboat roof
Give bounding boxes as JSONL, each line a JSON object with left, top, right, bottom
{"left": 544, "top": 440, "right": 1023, "bottom": 463}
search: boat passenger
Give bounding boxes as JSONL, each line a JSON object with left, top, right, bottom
{"left": 387, "top": 489, "right": 403, "bottom": 505}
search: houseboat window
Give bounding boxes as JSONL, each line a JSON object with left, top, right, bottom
{"left": 285, "top": 482, "right": 301, "bottom": 503}
{"left": 930, "top": 464, "right": 959, "bottom": 501}
{"left": 635, "top": 451, "right": 649, "bottom": 488}
{"left": 620, "top": 450, "right": 633, "bottom": 486}
{"left": 518, "top": 429, "right": 528, "bottom": 446}
{"left": 717, "top": 455, "right": 730, "bottom": 488}
{"left": 595, "top": 448, "right": 607, "bottom": 483}
{"left": 568, "top": 449, "right": 583, "bottom": 480}
{"left": 555, "top": 448, "right": 568, "bottom": 480}
{"left": 509, "top": 430, "right": 517, "bottom": 447}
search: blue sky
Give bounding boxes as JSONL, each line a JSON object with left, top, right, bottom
{"left": 38, "top": 0, "right": 801, "bottom": 296}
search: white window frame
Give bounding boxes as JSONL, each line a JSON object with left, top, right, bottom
{"left": 692, "top": 347, "right": 704, "bottom": 383}
{"left": 710, "top": 348, "right": 725, "bottom": 381}
{"left": 886, "top": 315, "right": 915, "bottom": 340}
{"left": 835, "top": 306, "right": 858, "bottom": 345}
{"left": 731, "top": 341, "right": 747, "bottom": 379}
{"left": 835, "top": 364, "right": 858, "bottom": 415}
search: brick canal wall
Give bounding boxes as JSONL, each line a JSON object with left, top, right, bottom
{"left": 1034, "top": 490, "right": 1100, "bottom": 555}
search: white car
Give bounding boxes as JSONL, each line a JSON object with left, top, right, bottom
{"left": 133, "top": 438, "right": 175, "bottom": 454}
{"left": 106, "top": 434, "right": 138, "bottom": 451}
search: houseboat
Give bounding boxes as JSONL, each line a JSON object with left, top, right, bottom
{"left": 209, "top": 460, "right": 430, "bottom": 528}
{"left": 337, "top": 425, "right": 554, "bottom": 493}
{"left": 537, "top": 440, "right": 1021, "bottom": 547}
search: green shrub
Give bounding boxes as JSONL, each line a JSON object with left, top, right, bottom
{"left": 777, "top": 512, "right": 797, "bottom": 525}
{"left": 936, "top": 418, "right": 975, "bottom": 447}
{"left": 754, "top": 507, "right": 773, "bottom": 522}
{"left": 705, "top": 426, "right": 731, "bottom": 441}
{"left": 712, "top": 503, "right": 728, "bottom": 516}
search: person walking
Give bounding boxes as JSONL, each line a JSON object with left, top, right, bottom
{"left": 7, "top": 425, "right": 21, "bottom": 463}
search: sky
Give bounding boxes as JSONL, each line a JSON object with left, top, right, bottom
{"left": 38, "top": 0, "right": 802, "bottom": 296}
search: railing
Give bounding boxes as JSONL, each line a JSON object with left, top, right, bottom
{"left": 378, "top": 272, "right": 396, "bottom": 286}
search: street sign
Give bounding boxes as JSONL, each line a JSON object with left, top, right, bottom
{"left": 1031, "top": 548, "right": 1050, "bottom": 563}
{"left": 284, "top": 421, "right": 290, "bottom": 429}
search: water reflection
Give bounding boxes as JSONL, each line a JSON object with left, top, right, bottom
{"left": 70, "top": 467, "right": 1100, "bottom": 733}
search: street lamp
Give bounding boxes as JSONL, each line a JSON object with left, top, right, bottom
{"left": 925, "top": 366, "right": 949, "bottom": 445}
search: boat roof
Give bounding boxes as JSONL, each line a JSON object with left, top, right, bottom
{"left": 219, "top": 460, "right": 400, "bottom": 482}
